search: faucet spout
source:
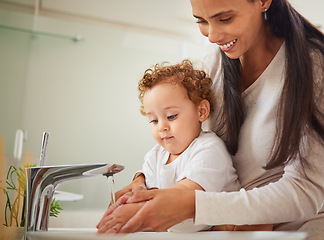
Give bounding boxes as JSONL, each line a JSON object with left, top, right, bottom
{"left": 24, "top": 163, "right": 121, "bottom": 233}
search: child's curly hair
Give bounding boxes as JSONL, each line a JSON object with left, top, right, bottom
{"left": 138, "top": 59, "right": 213, "bottom": 115}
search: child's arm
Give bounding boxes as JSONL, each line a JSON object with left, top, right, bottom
{"left": 169, "top": 178, "right": 204, "bottom": 191}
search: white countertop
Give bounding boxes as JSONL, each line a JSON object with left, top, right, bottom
{"left": 26, "top": 228, "right": 307, "bottom": 240}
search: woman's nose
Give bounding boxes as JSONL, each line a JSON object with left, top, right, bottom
{"left": 207, "top": 25, "right": 224, "bottom": 44}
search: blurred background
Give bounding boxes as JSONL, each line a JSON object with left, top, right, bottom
{"left": 0, "top": 0, "right": 322, "bottom": 227}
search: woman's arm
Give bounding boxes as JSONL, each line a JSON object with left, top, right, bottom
{"left": 121, "top": 159, "right": 324, "bottom": 233}
{"left": 121, "top": 184, "right": 274, "bottom": 233}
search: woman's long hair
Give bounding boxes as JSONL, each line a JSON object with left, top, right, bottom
{"left": 218, "top": 0, "right": 324, "bottom": 169}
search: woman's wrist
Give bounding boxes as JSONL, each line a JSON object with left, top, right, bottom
{"left": 187, "top": 190, "right": 196, "bottom": 219}
{"left": 173, "top": 189, "right": 196, "bottom": 220}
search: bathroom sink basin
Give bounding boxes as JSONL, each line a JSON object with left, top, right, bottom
{"left": 26, "top": 228, "right": 307, "bottom": 240}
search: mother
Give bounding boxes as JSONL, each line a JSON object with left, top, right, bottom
{"left": 99, "top": 0, "right": 324, "bottom": 238}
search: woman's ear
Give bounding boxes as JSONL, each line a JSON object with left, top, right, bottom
{"left": 198, "top": 100, "right": 210, "bottom": 123}
{"left": 259, "top": 0, "right": 272, "bottom": 11}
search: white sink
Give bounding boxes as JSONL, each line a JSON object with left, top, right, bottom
{"left": 26, "top": 228, "right": 307, "bottom": 240}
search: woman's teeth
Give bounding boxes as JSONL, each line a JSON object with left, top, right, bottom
{"left": 219, "top": 39, "right": 237, "bottom": 50}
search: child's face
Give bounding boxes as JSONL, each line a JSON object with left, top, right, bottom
{"left": 143, "top": 82, "right": 203, "bottom": 159}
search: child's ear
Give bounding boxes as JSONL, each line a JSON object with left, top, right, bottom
{"left": 198, "top": 100, "right": 210, "bottom": 122}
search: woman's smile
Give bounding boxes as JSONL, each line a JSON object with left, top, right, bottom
{"left": 218, "top": 39, "right": 237, "bottom": 52}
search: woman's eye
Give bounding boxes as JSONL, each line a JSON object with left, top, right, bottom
{"left": 167, "top": 114, "right": 178, "bottom": 120}
{"left": 196, "top": 20, "right": 206, "bottom": 24}
{"left": 220, "top": 17, "right": 232, "bottom": 23}
{"left": 196, "top": 20, "right": 207, "bottom": 25}
{"left": 195, "top": 17, "right": 207, "bottom": 24}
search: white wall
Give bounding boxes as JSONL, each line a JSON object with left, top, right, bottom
{"left": 289, "top": 0, "right": 324, "bottom": 29}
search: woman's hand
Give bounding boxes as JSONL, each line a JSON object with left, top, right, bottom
{"left": 119, "top": 188, "right": 196, "bottom": 233}
{"left": 97, "top": 202, "right": 145, "bottom": 234}
{"left": 96, "top": 174, "right": 146, "bottom": 229}
{"left": 96, "top": 192, "right": 132, "bottom": 229}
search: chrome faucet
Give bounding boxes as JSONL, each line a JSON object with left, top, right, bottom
{"left": 24, "top": 163, "right": 124, "bottom": 236}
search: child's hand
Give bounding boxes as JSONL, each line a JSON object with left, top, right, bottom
{"left": 115, "top": 174, "right": 147, "bottom": 201}
{"left": 97, "top": 202, "right": 145, "bottom": 234}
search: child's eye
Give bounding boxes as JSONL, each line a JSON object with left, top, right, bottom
{"left": 149, "top": 119, "right": 158, "bottom": 124}
{"left": 167, "top": 114, "right": 178, "bottom": 121}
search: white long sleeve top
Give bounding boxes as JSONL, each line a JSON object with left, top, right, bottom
{"left": 195, "top": 43, "right": 324, "bottom": 235}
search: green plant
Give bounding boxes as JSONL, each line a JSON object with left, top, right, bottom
{"left": 1, "top": 164, "right": 62, "bottom": 227}
{"left": 50, "top": 198, "right": 62, "bottom": 218}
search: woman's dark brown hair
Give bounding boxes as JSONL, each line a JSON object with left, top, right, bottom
{"left": 218, "top": 0, "right": 324, "bottom": 169}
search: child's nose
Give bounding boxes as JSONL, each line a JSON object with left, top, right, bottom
{"left": 158, "top": 120, "right": 169, "bottom": 132}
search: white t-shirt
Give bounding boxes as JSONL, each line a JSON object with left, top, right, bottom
{"left": 142, "top": 131, "right": 240, "bottom": 232}
{"left": 196, "top": 43, "right": 324, "bottom": 239}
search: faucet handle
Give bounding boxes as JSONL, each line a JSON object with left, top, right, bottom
{"left": 83, "top": 163, "right": 125, "bottom": 176}
{"left": 103, "top": 164, "right": 125, "bottom": 177}
{"left": 39, "top": 132, "right": 50, "bottom": 166}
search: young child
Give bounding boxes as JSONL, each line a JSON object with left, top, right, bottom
{"left": 137, "top": 59, "right": 240, "bottom": 232}
{"left": 97, "top": 60, "right": 271, "bottom": 233}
